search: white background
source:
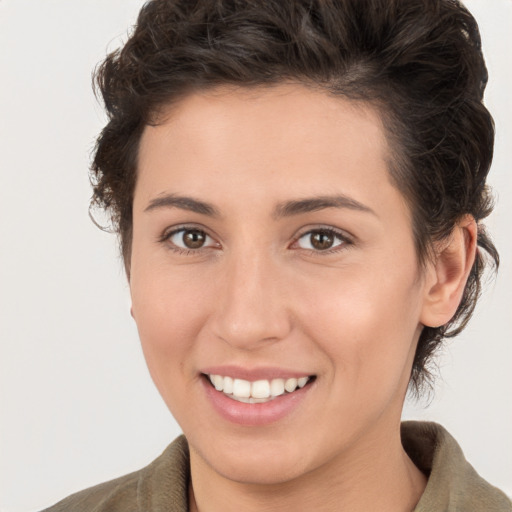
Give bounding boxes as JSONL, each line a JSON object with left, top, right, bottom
{"left": 0, "top": 1, "right": 510, "bottom": 510}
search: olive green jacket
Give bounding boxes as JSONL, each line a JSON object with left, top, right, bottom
{"left": 42, "top": 421, "right": 511, "bottom": 511}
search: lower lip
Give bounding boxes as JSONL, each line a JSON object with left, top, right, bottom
{"left": 201, "top": 377, "right": 313, "bottom": 426}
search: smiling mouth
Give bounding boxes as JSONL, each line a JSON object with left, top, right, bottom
{"left": 203, "top": 373, "right": 316, "bottom": 404}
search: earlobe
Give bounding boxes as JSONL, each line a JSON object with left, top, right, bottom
{"left": 420, "top": 216, "right": 477, "bottom": 328}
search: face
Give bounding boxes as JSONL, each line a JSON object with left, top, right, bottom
{"left": 130, "top": 84, "right": 429, "bottom": 485}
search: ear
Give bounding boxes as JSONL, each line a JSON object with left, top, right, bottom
{"left": 420, "top": 215, "right": 477, "bottom": 328}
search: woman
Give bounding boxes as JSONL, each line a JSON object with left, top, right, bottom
{"left": 40, "top": 0, "right": 510, "bottom": 510}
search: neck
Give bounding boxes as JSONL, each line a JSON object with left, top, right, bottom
{"left": 188, "top": 421, "right": 427, "bottom": 512}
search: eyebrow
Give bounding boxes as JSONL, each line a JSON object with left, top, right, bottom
{"left": 144, "top": 194, "right": 220, "bottom": 217}
{"left": 144, "top": 193, "right": 376, "bottom": 219}
{"left": 273, "top": 195, "right": 376, "bottom": 219}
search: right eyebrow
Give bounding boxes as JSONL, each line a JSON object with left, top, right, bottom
{"left": 144, "top": 194, "right": 220, "bottom": 217}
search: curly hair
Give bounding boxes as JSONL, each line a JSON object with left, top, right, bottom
{"left": 91, "top": 0, "right": 498, "bottom": 393}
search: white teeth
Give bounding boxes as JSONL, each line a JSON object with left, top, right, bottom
{"left": 212, "top": 374, "right": 223, "bottom": 391}
{"left": 230, "top": 396, "right": 273, "bottom": 404}
{"left": 208, "top": 374, "right": 311, "bottom": 401}
{"left": 297, "top": 376, "right": 308, "bottom": 388}
{"left": 270, "top": 378, "right": 285, "bottom": 397}
{"left": 233, "top": 378, "right": 251, "bottom": 398}
{"left": 251, "top": 380, "right": 270, "bottom": 399}
{"left": 284, "top": 378, "right": 298, "bottom": 393}
{"left": 223, "top": 376, "right": 234, "bottom": 394}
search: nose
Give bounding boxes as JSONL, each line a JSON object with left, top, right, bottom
{"left": 210, "top": 251, "right": 293, "bottom": 350}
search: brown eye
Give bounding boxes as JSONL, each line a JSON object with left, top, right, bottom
{"left": 182, "top": 229, "right": 206, "bottom": 248}
{"left": 311, "top": 231, "right": 334, "bottom": 250}
{"left": 169, "top": 228, "right": 213, "bottom": 250}
{"left": 296, "top": 229, "right": 345, "bottom": 251}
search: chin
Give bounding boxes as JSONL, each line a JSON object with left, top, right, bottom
{"left": 213, "top": 453, "right": 310, "bottom": 486}
{"left": 190, "top": 431, "right": 316, "bottom": 486}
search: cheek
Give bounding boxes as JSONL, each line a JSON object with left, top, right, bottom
{"left": 132, "top": 257, "right": 206, "bottom": 337}
{"left": 130, "top": 266, "right": 207, "bottom": 394}
{"left": 295, "top": 261, "right": 423, "bottom": 391}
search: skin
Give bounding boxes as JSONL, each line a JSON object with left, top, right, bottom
{"left": 129, "top": 83, "right": 476, "bottom": 512}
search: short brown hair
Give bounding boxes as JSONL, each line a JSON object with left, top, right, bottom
{"left": 91, "top": 0, "right": 498, "bottom": 393}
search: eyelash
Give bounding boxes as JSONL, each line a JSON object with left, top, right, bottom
{"left": 159, "top": 225, "right": 219, "bottom": 256}
{"left": 292, "top": 227, "right": 352, "bottom": 255}
{"left": 159, "top": 225, "right": 352, "bottom": 256}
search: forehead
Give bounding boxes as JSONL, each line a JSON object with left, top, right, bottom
{"left": 136, "top": 83, "right": 395, "bottom": 202}
{"left": 146, "top": 83, "right": 387, "bottom": 151}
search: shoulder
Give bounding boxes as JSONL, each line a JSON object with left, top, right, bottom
{"left": 40, "top": 435, "right": 190, "bottom": 512}
{"left": 40, "top": 470, "right": 140, "bottom": 512}
{"left": 402, "top": 421, "right": 512, "bottom": 512}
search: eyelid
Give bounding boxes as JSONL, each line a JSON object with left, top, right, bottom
{"left": 159, "top": 224, "right": 221, "bottom": 252}
{"left": 290, "top": 225, "right": 353, "bottom": 253}
{"left": 158, "top": 223, "right": 353, "bottom": 255}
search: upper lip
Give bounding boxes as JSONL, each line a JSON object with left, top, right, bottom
{"left": 201, "top": 365, "right": 314, "bottom": 381}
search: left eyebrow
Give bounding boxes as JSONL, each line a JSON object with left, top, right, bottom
{"left": 273, "top": 195, "right": 377, "bottom": 219}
